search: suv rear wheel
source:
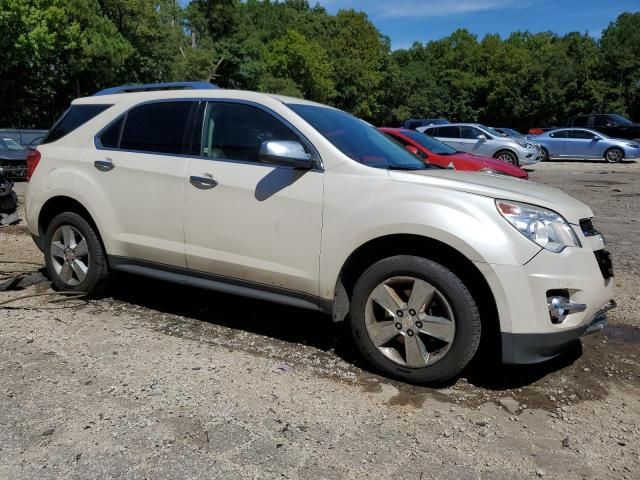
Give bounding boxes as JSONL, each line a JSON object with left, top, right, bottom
{"left": 44, "top": 212, "right": 110, "bottom": 294}
{"left": 348, "top": 255, "right": 481, "bottom": 384}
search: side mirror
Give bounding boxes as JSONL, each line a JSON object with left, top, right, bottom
{"left": 605, "top": 122, "right": 617, "bottom": 127}
{"left": 259, "top": 140, "right": 315, "bottom": 169}
{"left": 593, "top": 135, "right": 600, "bottom": 140}
{"left": 477, "top": 134, "right": 487, "bottom": 142}
{"left": 405, "top": 145, "right": 419, "bottom": 155}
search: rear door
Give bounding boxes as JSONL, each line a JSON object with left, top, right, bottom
{"left": 182, "top": 100, "right": 324, "bottom": 296}
{"left": 546, "top": 130, "right": 568, "bottom": 157}
{"left": 85, "top": 100, "right": 195, "bottom": 267}
{"left": 433, "top": 126, "right": 461, "bottom": 151}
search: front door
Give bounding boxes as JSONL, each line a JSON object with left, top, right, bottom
{"left": 183, "top": 101, "right": 324, "bottom": 296}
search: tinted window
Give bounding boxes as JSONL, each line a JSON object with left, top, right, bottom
{"left": 572, "top": 116, "right": 588, "bottom": 127}
{"left": 200, "top": 102, "right": 301, "bottom": 162}
{"left": 569, "top": 130, "right": 596, "bottom": 139}
{"left": 422, "top": 127, "right": 438, "bottom": 136}
{"left": 99, "top": 116, "right": 124, "bottom": 148}
{"left": 593, "top": 115, "right": 608, "bottom": 127}
{"left": 404, "top": 130, "right": 457, "bottom": 155}
{"left": 288, "top": 104, "right": 429, "bottom": 170}
{"left": 460, "top": 126, "right": 482, "bottom": 139}
{"left": 436, "top": 126, "right": 459, "bottom": 138}
{"left": 43, "top": 105, "right": 111, "bottom": 144}
{"left": 549, "top": 130, "right": 568, "bottom": 138}
{"left": 120, "top": 101, "right": 193, "bottom": 154}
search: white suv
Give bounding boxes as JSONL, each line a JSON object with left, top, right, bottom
{"left": 418, "top": 123, "right": 543, "bottom": 166}
{"left": 25, "top": 84, "right": 614, "bottom": 384}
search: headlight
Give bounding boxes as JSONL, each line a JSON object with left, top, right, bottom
{"left": 627, "top": 143, "right": 639, "bottom": 148}
{"left": 515, "top": 140, "right": 533, "bottom": 148}
{"left": 496, "top": 200, "right": 581, "bottom": 252}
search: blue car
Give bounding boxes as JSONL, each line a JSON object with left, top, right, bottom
{"left": 531, "top": 128, "right": 640, "bottom": 163}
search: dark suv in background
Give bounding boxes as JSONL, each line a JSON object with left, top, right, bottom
{"left": 567, "top": 114, "right": 640, "bottom": 141}
{"left": 402, "top": 118, "right": 449, "bottom": 130}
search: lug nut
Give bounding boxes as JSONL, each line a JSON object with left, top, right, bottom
{"left": 396, "top": 310, "right": 403, "bottom": 317}
{"left": 395, "top": 323, "right": 402, "bottom": 330}
{"left": 407, "top": 330, "right": 414, "bottom": 336}
{"left": 415, "top": 321, "right": 423, "bottom": 329}
{"left": 409, "top": 309, "right": 416, "bottom": 316}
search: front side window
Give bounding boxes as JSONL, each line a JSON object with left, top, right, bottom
{"left": 593, "top": 115, "right": 608, "bottom": 127}
{"left": 288, "top": 104, "right": 429, "bottom": 170}
{"left": 437, "top": 126, "right": 460, "bottom": 138}
{"left": 199, "top": 102, "right": 302, "bottom": 162}
{"left": 118, "top": 101, "right": 194, "bottom": 154}
{"left": 460, "top": 126, "right": 482, "bottom": 139}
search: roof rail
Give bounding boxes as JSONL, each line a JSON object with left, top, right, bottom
{"left": 93, "top": 82, "right": 218, "bottom": 96}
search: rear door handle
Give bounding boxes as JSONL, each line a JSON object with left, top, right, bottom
{"left": 94, "top": 159, "right": 114, "bottom": 172}
{"left": 190, "top": 175, "right": 218, "bottom": 190}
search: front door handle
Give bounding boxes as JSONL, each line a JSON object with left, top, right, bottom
{"left": 190, "top": 175, "right": 218, "bottom": 190}
{"left": 94, "top": 159, "right": 115, "bottom": 172}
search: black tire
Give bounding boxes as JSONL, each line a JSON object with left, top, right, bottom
{"left": 540, "top": 147, "right": 550, "bottom": 162}
{"left": 494, "top": 150, "right": 518, "bottom": 166}
{"left": 348, "top": 255, "right": 481, "bottom": 385}
{"left": 44, "top": 212, "right": 110, "bottom": 294}
{"left": 604, "top": 147, "right": 624, "bottom": 163}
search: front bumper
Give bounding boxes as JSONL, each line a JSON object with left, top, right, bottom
{"left": 501, "top": 300, "right": 616, "bottom": 363}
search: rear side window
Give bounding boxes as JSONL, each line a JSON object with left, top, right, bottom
{"left": 549, "top": 130, "right": 568, "bottom": 138}
{"left": 119, "top": 101, "right": 194, "bottom": 154}
{"left": 437, "top": 126, "right": 460, "bottom": 138}
{"left": 569, "top": 130, "right": 595, "bottom": 139}
{"left": 43, "top": 105, "right": 111, "bottom": 144}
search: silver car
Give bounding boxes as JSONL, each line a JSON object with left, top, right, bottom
{"left": 418, "top": 123, "right": 542, "bottom": 166}
{"left": 531, "top": 128, "right": 640, "bottom": 163}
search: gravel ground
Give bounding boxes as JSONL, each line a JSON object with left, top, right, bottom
{"left": 1, "top": 162, "right": 639, "bottom": 479}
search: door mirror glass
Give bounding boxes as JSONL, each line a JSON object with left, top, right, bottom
{"left": 477, "top": 134, "right": 487, "bottom": 141}
{"left": 259, "top": 140, "right": 315, "bottom": 169}
{"left": 593, "top": 135, "right": 600, "bottom": 140}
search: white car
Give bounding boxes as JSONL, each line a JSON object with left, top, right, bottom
{"left": 418, "top": 123, "right": 543, "bottom": 166}
{"left": 25, "top": 83, "right": 614, "bottom": 384}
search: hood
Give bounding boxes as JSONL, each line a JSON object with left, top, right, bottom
{"left": 452, "top": 152, "right": 527, "bottom": 177}
{"left": 0, "top": 150, "right": 28, "bottom": 161}
{"left": 389, "top": 169, "right": 593, "bottom": 223}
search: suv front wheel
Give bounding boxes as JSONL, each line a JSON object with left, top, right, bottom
{"left": 349, "top": 255, "right": 481, "bottom": 384}
{"left": 44, "top": 212, "right": 110, "bottom": 294}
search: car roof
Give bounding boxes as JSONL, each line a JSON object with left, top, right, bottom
{"left": 73, "top": 89, "right": 329, "bottom": 108}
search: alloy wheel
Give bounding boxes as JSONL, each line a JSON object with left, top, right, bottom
{"left": 606, "top": 149, "right": 623, "bottom": 163}
{"left": 50, "top": 225, "right": 90, "bottom": 287}
{"left": 364, "top": 276, "right": 456, "bottom": 368}
{"left": 497, "top": 152, "right": 516, "bottom": 164}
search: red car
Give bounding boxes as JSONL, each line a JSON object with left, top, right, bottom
{"left": 379, "top": 128, "right": 529, "bottom": 179}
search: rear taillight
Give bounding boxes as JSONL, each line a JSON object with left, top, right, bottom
{"left": 26, "top": 149, "right": 41, "bottom": 181}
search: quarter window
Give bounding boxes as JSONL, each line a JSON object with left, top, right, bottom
{"left": 43, "top": 105, "right": 112, "bottom": 144}
{"left": 200, "top": 102, "right": 303, "bottom": 162}
{"left": 119, "top": 101, "right": 194, "bottom": 154}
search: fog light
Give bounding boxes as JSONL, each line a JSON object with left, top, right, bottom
{"left": 548, "top": 295, "right": 587, "bottom": 324}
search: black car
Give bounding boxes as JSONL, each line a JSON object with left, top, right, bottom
{"left": 0, "top": 137, "right": 29, "bottom": 179}
{"left": 567, "top": 114, "right": 640, "bottom": 141}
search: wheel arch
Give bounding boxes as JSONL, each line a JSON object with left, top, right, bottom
{"left": 492, "top": 148, "right": 518, "bottom": 160}
{"left": 37, "top": 196, "right": 106, "bottom": 255}
{"left": 333, "top": 234, "right": 501, "bottom": 360}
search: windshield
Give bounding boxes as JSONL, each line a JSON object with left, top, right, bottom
{"left": 402, "top": 130, "right": 457, "bottom": 155}
{"left": 611, "top": 114, "right": 631, "bottom": 125}
{"left": 479, "top": 125, "right": 506, "bottom": 137}
{"left": 288, "top": 104, "right": 429, "bottom": 170}
{"left": 0, "top": 138, "right": 25, "bottom": 151}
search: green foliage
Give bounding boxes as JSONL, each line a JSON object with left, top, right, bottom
{"left": 1, "top": 1, "right": 639, "bottom": 130}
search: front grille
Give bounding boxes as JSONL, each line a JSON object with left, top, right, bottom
{"left": 594, "top": 249, "right": 614, "bottom": 279}
{"left": 580, "top": 218, "right": 600, "bottom": 237}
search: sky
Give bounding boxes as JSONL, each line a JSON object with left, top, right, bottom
{"left": 318, "top": 0, "right": 640, "bottom": 49}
